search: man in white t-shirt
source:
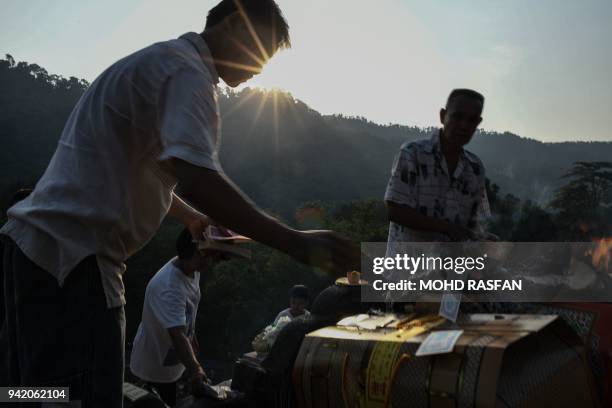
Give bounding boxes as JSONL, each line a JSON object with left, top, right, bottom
{"left": 0, "top": 0, "right": 358, "bottom": 406}
{"left": 130, "top": 229, "right": 221, "bottom": 407}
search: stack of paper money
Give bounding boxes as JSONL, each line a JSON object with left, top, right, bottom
{"left": 197, "top": 225, "right": 252, "bottom": 258}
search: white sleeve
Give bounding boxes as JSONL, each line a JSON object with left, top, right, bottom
{"left": 157, "top": 69, "right": 221, "bottom": 171}
{"left": 273, "top": 309, "right": 290, "bottom": 326}
{"left": 272, "top": 311, "right": 283, "bottom": 326}
{"left": 151, "top": 286, "right": 187, "bottom": 330}
{"left": 384, "top": 144, "right": 419, "bottom": 208}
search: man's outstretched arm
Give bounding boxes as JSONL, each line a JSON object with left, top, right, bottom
{"left": 172, "top": 159, "right": 360, "bottom": 274}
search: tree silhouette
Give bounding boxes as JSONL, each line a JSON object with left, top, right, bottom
{"left": 485, "top": 179, "right": 520, "bottom": 240}
{"left": 511, "top": 200, "right": 559, "bottom": 241}
{"left": 550, "top": 161, "right": 612, "bottom": 239}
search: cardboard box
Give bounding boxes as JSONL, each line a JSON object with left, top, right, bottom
{"left": 293, "top": 314, "right": 599, "bottom": 408}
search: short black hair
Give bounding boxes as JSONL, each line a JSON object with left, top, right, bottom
{"left": 176, "top": 228, "right": 197, "bottom": 260}
{"left": 289, "top": 284, "right": 309, "bottom": 301}
{"left": 206, "top": 0, "right": 291, "bottom": 52}
{"left": 446, "top": 88, "right": 485, "bottom": 109}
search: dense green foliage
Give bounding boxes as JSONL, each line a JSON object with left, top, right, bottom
{"left": 1, "top": 55, "right": 611, "bottom": 360}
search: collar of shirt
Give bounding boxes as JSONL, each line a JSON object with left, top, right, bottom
{"left": 425, "top": 129, "right": 480, "bottom": 164}
{"left": 179, "top": 32, "right": 219, "bottom": 85}
{"left": 424, "top": 129, "right": 480, "bottom": 179}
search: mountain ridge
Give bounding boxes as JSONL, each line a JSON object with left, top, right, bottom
{"left": 1, "top": 56, "right": 611, "bottom": 216}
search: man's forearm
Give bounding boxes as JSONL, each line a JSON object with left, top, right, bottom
{"left": 174, "top": 160, "right": 299, "bottom": 254}
{"left": 169, "top": 331, "right": 201, "bottom": 375}
{"left": 168, "top": 192, "right": 202, "bottom": 226}
{"left": 386, "top": 201, "right": 452, "bottom": 234}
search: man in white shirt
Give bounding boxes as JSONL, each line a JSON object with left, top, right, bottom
{"left": 0, "top": 0, "right": 358, "bottom": 406}
{"left": 130, "top": 229, "right": 220, "bottom": 407}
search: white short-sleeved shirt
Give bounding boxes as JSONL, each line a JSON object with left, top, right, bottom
{"left": 130, "top": 258, "right": 201, "bottom": 383}
{"left": 0, "top": 32, "right": 220, "bottom": 307}
{"left": 384, "top": 130, "right": 490, "bottom": 247}
{"left": 272, "top": 308, "right": 310, "bottom": 326}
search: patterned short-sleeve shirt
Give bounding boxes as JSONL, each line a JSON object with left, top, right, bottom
{"left": 384, "top": 130, "right": 490, "bottom": 244}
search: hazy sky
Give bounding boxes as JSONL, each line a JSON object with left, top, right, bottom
{"left": 1, "top": 0, "right": 611, "bottom": 142}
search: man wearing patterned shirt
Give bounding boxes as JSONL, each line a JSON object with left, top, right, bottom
{"left": 385, "top": 89, "right": 492, "bottom": 246}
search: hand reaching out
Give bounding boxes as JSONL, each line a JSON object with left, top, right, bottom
{"left": 190, "top": 366, "right": 211, "bottom": 397}
{"left": 291, "top": 230, "right": 361, "bottom": 276}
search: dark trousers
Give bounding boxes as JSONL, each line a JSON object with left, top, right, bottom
{"left": 0, "top": 237, "right": 125, "bottom": 407}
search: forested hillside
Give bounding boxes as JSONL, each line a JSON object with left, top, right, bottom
{"left": 2, "top": 55, "right": 611, "bottom": 215}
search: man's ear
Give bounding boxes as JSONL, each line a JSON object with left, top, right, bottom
{"left": 439, "top": 108, "right": 446, "bottom": 124}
